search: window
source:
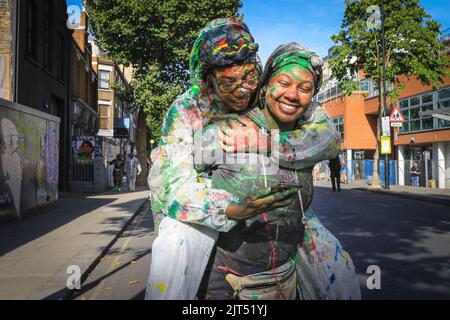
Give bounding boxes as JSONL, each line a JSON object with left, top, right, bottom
{"left": 399, "top": 87, "right": 450, "bottom": 133}
{"left": 99, "top": 105, "right": 110, "bottom": 129}
{"left": 26, "top": 0, "right": 37, "bottom": 60}
{"left": 367, "top": 79, "right": 394, "bottom": 98}
{"left": 43, "top": 1, "right": 53, "bottom": 71}
{"left": 437, "top": 88, "right": 450, "bottom": 128}
{"left": 359, "top": 79, "right": 369, "bottom": 91}
{"left": 316, "top": 84, "right": 344, "bottom": 103}
{"left": 99, "top": 70, "right": 110, "bottom": 89}
{"left": 333, "top": 116, "right": 344, "bottom": 136}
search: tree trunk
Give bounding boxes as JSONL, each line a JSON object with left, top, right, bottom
{"left": 136, "top": 108, "right": 148, "bottom": 187}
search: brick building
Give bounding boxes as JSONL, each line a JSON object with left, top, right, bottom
{"left": 317, "top": 37, "right": 450, "bottom": 189}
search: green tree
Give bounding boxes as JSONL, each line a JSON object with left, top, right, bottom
{"left": 329, "top": 0, "right": 449, "bottom": 187}
{"left": 86, "top": 0, "right": 242, "bottom": 185}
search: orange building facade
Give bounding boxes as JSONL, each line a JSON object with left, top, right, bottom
{"left": 318, "top": 47, "right": 450, "bottom": 189}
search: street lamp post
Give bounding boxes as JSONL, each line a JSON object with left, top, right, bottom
{"left": 380, "top": 0, "right": 390, "bottom": 190}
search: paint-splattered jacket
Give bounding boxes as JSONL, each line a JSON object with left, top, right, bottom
{"left": 194, "top": 107, "right": 316, "bottom": 276}
{"left": 148, "top": 19, "right": 340, "bottom": 233}
{"left": 149, "top": 94, "right": 340, "bottom": 232}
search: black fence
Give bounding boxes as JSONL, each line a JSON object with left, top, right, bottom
{"left": 71, "top": 163, "right": 94, "bottom": 181}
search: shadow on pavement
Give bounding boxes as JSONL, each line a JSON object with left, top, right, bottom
{"left": 312, "top": 186, "right": 450, "bottom": 299}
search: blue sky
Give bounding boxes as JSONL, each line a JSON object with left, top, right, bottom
{"left": 67, "top": 0, "right": 450, "bottom": 63}
{"left": 240, "top": 0, "right": 450, "bottom": 63}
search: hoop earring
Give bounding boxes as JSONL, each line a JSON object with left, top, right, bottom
{"left": 259, "top": 88, "right": 268, "bottom": 109}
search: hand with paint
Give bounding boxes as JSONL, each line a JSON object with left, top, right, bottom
{"left": 225, "top": 187, "right": 297, "bottom": 220}
{"left": 218, "top": 116, "right": 271, "bottom": 154}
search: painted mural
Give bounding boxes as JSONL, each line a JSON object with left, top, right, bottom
{"left": 0, "top": 101, "right": 60, "bottom": 219}
{"left": 72, "top": 136, "right": 101, "bottom": 164}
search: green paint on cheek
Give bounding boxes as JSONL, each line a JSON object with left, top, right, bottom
{"left": 168, "top": 201, "right": 180, "bottom": 218}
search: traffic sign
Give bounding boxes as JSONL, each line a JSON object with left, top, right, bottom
{"left": 389, "top": 105, "right": 406, "bottom": 123}
{"left": 382, "top": 116, "right": 391, "bottom": 136}
{"left": 380, "top": 135, "right": 391, "bottom": 154}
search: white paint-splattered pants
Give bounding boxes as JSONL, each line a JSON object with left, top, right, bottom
{"left": 128, "top": 174, "right": 137, "bottom": 191}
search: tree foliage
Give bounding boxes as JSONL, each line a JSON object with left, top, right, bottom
{"left": 331, "top": 0, "right": 449, "bottom": 96}
{"left": 86, "top": 0, "right": 242, "bottom": 141}
{"left": 329, "top": 0, "right": 449, "bottom": 186}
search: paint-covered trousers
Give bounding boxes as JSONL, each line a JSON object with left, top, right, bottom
{"left": 145, "top": 208, "right": 362, "bottom": 300}
{"left": 128, "top": 173, "right": 137, "bottom": 191}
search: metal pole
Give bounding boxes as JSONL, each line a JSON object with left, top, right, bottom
{"left": 381, "top": 0, "right": 390, "bottom": 190}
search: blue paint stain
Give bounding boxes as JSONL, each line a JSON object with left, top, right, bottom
{"left": 329, "top": 273, "right": 336, "bottom": 284}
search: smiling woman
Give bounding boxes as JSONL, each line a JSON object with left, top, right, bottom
{"left": 265, "top": 67, "right": 314, "bottom": 130}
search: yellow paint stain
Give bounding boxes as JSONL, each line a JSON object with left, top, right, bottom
{"left": 152, "top": 283, "right": 167, "bottom": 293}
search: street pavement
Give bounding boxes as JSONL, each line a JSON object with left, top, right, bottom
{"left": 65, "top": 180, "right": 450, "bottom": 300}
{"left": 0, "top": 187, "right": 149, "bottom": 300}
{"left": 69, "top": 202, "right": 154, "bottom": 300}
{"left": 312, "top": 180, "right": 450, "bottom": 299}
{"left": 1, "top": 179, "right": 449, "bottom": 300}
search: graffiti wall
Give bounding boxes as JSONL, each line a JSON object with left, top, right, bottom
{"left": 0, "top": 99, "right": 60, "bottom": 219}
{"left": 72, "top": 135, "right": 101, "bottom": 164}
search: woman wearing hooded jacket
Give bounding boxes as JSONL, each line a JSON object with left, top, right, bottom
{"left": 194, "top": 43, "right": 360, "bottom": 300}
{"left": 146, "top": 19, "right": 347, "bottom": 300}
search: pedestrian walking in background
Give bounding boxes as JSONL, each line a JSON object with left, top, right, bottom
{"left": 312, "top": 163, "right": 320, "bottom": 181}
{"left": 125, "top": 153, "right": 142, "bottom": 192}
{"left": 329, "top": 155, "right": 341, "bottom": 192}
{"left": 410, "top": 162, "right": 421, "bottom": 187}
{"left": 109, "top": 154, "right": 125, "bottom": 192}
{"left": 340, "top": 153, "right": 348, "bottom": 184}
{"left": 324, "top": 159, "right": 330, "bottom": 180}
{"left": 354, "top": 161, "right": 361, "bottom": 180}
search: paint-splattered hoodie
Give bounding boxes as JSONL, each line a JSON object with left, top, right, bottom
{"left": 149, "top": 19, "right": 340, "bottom": 232}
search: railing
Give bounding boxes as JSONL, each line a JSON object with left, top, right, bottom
{"left": 317, "top": 158, "right": 449, "bottom": 188}
{"left": 71, "top": 162, "right": 94, "bottom": 181}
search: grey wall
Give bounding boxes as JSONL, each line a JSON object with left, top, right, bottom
{"left": 0, "top": 98, "right": 60, "bottom": 219}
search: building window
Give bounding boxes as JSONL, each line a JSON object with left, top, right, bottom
{"left": 99, "top": 105, "right": 110, "bottom": 129}
{"left": 26, "top": 0, "right": 37, "bottom": 60}
{"left": 333, "top": 116, "right": 344, "bottom": 136}
{"left": 43, "top": 1, "right": 53, "bottom": 71}
{"left": 359, "top": 78, "right": 369, "bottom": 91}
{"left": 437, "top": 88, "right": 450, "bottom": 129}
{"left": 316, "top": 82, "right": 344, "bottom": 103}
{"left": 399, "top": 87, "right": 450, "bottom": 133}
{"left": 99, "top": 70, "right": 110, "bottom": 89}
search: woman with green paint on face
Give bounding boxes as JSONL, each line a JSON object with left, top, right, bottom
{"left": 147, "top": 18, "right": 297, "bottom": 300}
{"left": 194, "top": 42, "right": 360, "bottom": 300}
{"left": 146, "top": 19, "right": 349, "bottom": 299}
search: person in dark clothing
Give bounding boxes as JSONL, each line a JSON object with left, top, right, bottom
{"left": 329, "top": 155, "right": 341, "bottom": 192}
{"left": 109, "top": 154, "right": 125, "bottom": 192}
{"left": 410, "top": 162, "right": 421, "bottom": 187}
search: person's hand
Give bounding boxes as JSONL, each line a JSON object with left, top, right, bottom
{"left": 225, "top": 188, "right": 297, "bottom": 220}
{"left": 219, "top": 116, "right": 271, "bottom": 154}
